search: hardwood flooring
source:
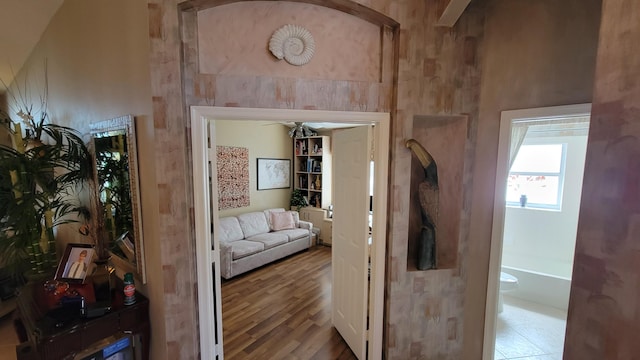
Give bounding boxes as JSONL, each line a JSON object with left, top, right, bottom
{"left": 0, "top": 310, "right": 18, "bottom": 360}
{"left": 221, "top": 246, "right": 357, "bottom": 360}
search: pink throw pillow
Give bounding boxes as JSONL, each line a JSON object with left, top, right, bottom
{"left": 271, "top": 211, "right": 296, "bottom": 231}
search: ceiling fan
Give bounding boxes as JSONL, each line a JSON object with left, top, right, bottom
{"left": 288, "top": 122, "right": 317, "bottom": 138}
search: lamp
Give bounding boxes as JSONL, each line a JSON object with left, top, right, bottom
{"left": 288, "top": 122, "right": 316, "bottom": 138}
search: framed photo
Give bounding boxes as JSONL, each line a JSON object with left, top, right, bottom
{"left": 257, "top": 158, "right": 291, "bottom": 190}
{"left": 55, "top": 243, "right": 96, "bottom": 283}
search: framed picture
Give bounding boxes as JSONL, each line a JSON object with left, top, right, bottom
{"left": 55, "top": 243, "right": 96, "bottom": 283}
{"left": 257, "top": 158, "right": 291, "bottom": 190}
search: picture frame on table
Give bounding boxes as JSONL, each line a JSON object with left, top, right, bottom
{"left": 55, "top": 243, "right": 95, "bottom": 284}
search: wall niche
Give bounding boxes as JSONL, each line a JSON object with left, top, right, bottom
{"left": 406, "top": 115, "right": 468, "bottom": 271}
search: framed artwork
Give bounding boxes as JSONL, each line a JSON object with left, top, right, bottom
{"left": 217, "top": 146, "right": 250, "bottom": 210}
{"left": 257, "top": 158, "right": 291, "bottom": 190}
{"left": 55, "top": 243, "right": 95, "bottom": 283}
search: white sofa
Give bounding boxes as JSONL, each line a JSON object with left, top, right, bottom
{"left": 218, "top": 208, "right": 313, "bottom": 279}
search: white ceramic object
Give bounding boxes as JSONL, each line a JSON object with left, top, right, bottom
{"left": 498, "top": 271, "right": 519, "bottom": 313}
{"left": 269, "top": 24, "right": 315, "bottom": 66}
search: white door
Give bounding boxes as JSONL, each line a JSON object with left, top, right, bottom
{"left": 332, "top": 125, "right": 372, "bottom": 359}
{"left": 191, "top": 117, "right": 224, "bottom": 359}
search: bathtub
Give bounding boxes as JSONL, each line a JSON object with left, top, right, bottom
{"left": 501, "top": 265, "right": 571, "bottom": 311}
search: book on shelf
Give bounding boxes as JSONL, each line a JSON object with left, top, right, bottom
{"left": 298, "top": 175, "right": 308, "bottom": 189}
{"left": 295, "top": 139, "right": 307, "bottom": 155}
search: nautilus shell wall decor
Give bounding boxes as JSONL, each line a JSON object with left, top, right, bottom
{"left": 269, "top": 25, "right": 315, "bottom": 66}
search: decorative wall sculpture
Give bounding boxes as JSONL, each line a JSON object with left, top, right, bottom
{"left": 217, "top": 146, "right": 250, "bottom": 210}
{"left": 406, "top": 139, "right": 439, "bottom": 270}
{"left": 407, "top": 115, "right": 468, "bottom": 271}
{"left": 269, "top": 24, "right": 315, "bottom": 66}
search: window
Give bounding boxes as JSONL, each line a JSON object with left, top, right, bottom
{"left": 506, "top": 143, "right": 566, "bottom": 210}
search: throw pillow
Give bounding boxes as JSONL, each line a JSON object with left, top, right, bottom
{"left": 271, "top": 211, "right": 296, "bottom": 231}
{"left": 265, "top": 208, "right": 285, "bottom": 230}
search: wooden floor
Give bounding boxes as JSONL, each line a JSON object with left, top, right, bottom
{"left": 0, "top": 309, "right": 19, "bottom": 360}
{"left": 221, "top": 246, "right": 357, "bottom": 360}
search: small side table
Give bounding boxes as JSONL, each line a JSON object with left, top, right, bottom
{"left": 14, "top": 279, "right": 150, "bottom": 360}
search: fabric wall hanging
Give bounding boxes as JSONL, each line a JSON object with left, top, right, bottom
{"left": 217, "top": 146, "right": 250, "bottom": 210}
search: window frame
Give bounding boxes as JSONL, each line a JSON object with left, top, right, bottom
{"left": 506, "top": 142, "right": 568, "bottom": 210}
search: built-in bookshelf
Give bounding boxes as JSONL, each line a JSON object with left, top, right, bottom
{"left": 294, "top": 136, "right": 332, "bottom": 209}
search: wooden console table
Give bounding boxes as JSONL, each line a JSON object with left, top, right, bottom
{"left": 14, "top": 279, "right": 149, "bottom": 360}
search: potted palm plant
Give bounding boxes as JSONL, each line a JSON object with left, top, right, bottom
{"left": 0, "top": 97, "right": 92, "bottom": 283}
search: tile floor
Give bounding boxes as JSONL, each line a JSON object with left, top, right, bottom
{"left": 494, "top": 295, "right": 567, "bottom": 360}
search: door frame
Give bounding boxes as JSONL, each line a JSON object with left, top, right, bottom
{"left": 481, "top": 103, "right": 591, "bottom": 359}
{"left": 191, "top": 106, "right": 389, "bottom": 359}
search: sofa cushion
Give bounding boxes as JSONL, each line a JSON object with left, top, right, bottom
{"left": 277, "top": 228, "right": 310, "bottom": 242}
{"left": 264, "top": 208, "right": 301, "bottom": 229}
{"left": 229, "top": 240, "right": 265, "bottom": 260}
{"left": 264, "top": 208, "right": 285, "bottom": 230}
{"left": 218, "top": 217, "right": 244, "bottom": 243}
{"left": 237, "top": 212, "right": 271, "bottom": 238}
{"left": 290, "top": 211, "right": 300, "bottom": 227}
{"left": 270, "top": 211, "right": 296, "bottom": 231}
{"left": 246, "top": 232, "right": 289, "bottom": 250}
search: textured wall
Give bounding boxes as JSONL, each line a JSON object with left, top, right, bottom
{"left": 564, "top": 0, "right": 640, "bottom": 358}
{"left": 198, "top": 2, "right": 381, "bottom": 83}
{"left": 147, "top": 1, "right": 197, "bottom": 358}
{"left": 8, "top": 0, "right": 616, "bottom": 359}
{"left": 147, "top": 0, "right": 486, "bottom": 358}
{"left": 187, "top": 2, "right": 393, "bottom": 111}
{"left": 468, "top": 1, "right": 601, "bottom": 357}
{"left": 9, "top": 0, "right": 626, "bottom": 358}
{"left": 385, "top": 2, "right": 484, "bottom": 358}
{"left": 13, "top": 0, "right": 605, "bottom": 358}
